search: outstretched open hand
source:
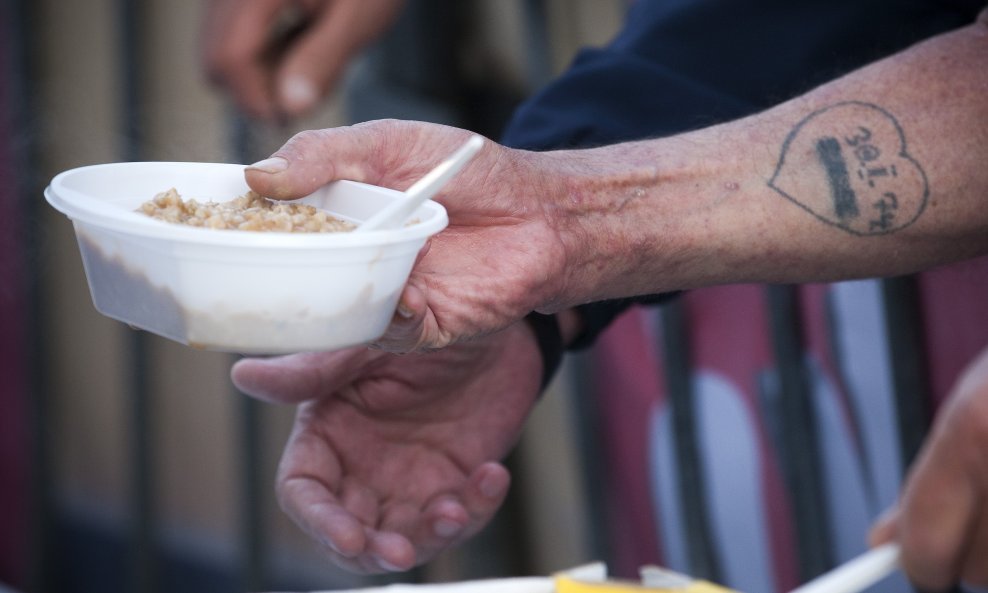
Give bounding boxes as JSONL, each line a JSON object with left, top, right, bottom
{"left": 231, "top": 321, "right": 544, "bottom": 573}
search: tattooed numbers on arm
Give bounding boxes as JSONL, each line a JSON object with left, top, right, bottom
{"left": 768, "top": 101, "right": 929, "bottom": 236}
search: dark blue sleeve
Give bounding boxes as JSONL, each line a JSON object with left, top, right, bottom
{"left": 498, "top": 0, "right": 981, "bottom": 349}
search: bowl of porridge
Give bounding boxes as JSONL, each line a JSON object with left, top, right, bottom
{"left": 45, "top": 161, "right": 448, "bottom": 353}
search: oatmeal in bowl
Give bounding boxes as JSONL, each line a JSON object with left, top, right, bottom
{"left": 138, "top": 188, "right": 356, "bottom": 233}
{"left": 45, "top": 162, "right": 448, "bottom": 353}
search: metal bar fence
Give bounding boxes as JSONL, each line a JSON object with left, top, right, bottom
{"left": 765, "top": 285, "right": 834, "bottom": 581}
{"left": 231, "top": 112, "right": 268, "bottom": 592}
{"left": 7, "top": 1, "right": 947, "bottom": 591}
{"left": 117, "top": 1, "right": 159, "bottom": 591}
{"left": 881, "top": 276, "right": 933, "bottom": 469}
{"left": 9, "top": 0, "right": 58, "bottom": 589}
{"left": 659, "top": 300, "right": 724, "bottom": 582}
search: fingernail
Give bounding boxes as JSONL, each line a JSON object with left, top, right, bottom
{"left": 319, "top": 535, "right": 342, "bottom": 555}
{"left": 396, "top": 301, "right": 414, "bottom": 320}
{"left": 246, "top": 157, "right": 288, "bottom": 174}
{"left": 478, "top": 473, "right": 503, "bottom": 499}
{"left": 374, "top": 555, "right": 404, "bottom": 572}
{"left": 433, "top": 518, "right": 462, "bottom": 538}
{"left": 280, "top": 75, "right": 318, "bottom": 112}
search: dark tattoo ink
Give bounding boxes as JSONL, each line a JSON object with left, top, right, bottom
{"left": 768, "top": 101, "right": 928, "bottom": 236}
{"left": 814, "top": 136, "right": 859, "bottom": 219}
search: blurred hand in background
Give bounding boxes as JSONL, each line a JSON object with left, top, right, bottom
{"left": 870, "top": 344, "right": 988, "bottom": 590}
{"left": 201, "top": 0, "right": 405, "bottom": 120}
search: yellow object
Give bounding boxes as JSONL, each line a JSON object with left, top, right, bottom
{"left": 554, "top": 565, "right": 737, "bottom": 593}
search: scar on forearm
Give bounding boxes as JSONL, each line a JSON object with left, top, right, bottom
{"left": 768, "top": 101, "right": 929, "bottom": 236}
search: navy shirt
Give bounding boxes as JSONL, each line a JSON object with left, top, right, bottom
{"left": 500, "top": 0, "right": 983, "bottom": 347}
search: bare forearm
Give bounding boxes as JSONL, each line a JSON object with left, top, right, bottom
{"left": 535, "top": 10, "right": 988, "bottom": 307}
{"left": 242, "top": 17, "right": 986, "bottom": 351}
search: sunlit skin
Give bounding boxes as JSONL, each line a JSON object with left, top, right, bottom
{"left": 246, "top": 13, "right": 988, "bottom": 352}
{"left": 870, "top": 345, "right": 988, "bottom": 590}
{"left": 229, "top": 6, "right": 988, "bottom": 583}
{"left": 231, "top": 321, "right": 542, "bottom": 573}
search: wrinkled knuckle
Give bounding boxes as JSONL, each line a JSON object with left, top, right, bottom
{"left": 283, "top": 128, "right": 328, "bottom": 152}
{"left": 352, "top": 120, "right": 400, "bottom": 149}
{"left": 355, "top": 118, "right": 425, "bottom": 146}
{"left": 355, "top": 118, "right": 402, "bottom": 132}
{"left": 273, "top": 129, "right": 334, "bottom": 166}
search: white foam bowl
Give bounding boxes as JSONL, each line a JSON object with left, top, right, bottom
{"left": 45, "top": 162, "right": 448, "bottom": 354}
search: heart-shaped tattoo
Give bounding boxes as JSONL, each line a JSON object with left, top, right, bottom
{"left": 768, "top": 101, "right": 928, "bottom": 236}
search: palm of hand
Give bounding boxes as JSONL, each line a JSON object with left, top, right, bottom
{"left": 237, "top": 323, "right": 543, "bottom": 573}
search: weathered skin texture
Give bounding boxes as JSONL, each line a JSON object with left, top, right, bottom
{"left": 235, "top": 7, "right": 988, "bottom": 582}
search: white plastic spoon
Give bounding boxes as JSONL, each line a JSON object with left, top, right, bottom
{"left": 354, "top": 134, "right": 484, "bottom": 233}
{"left": 787, "top": 543, "right": 901, "bottom": 593}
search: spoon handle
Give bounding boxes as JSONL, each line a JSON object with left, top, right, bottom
{"left": 356, "top": 135, "right": 484, "bottom": 232}
{"left": 786, "top": 544, "right": 901, "bottom": 593}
